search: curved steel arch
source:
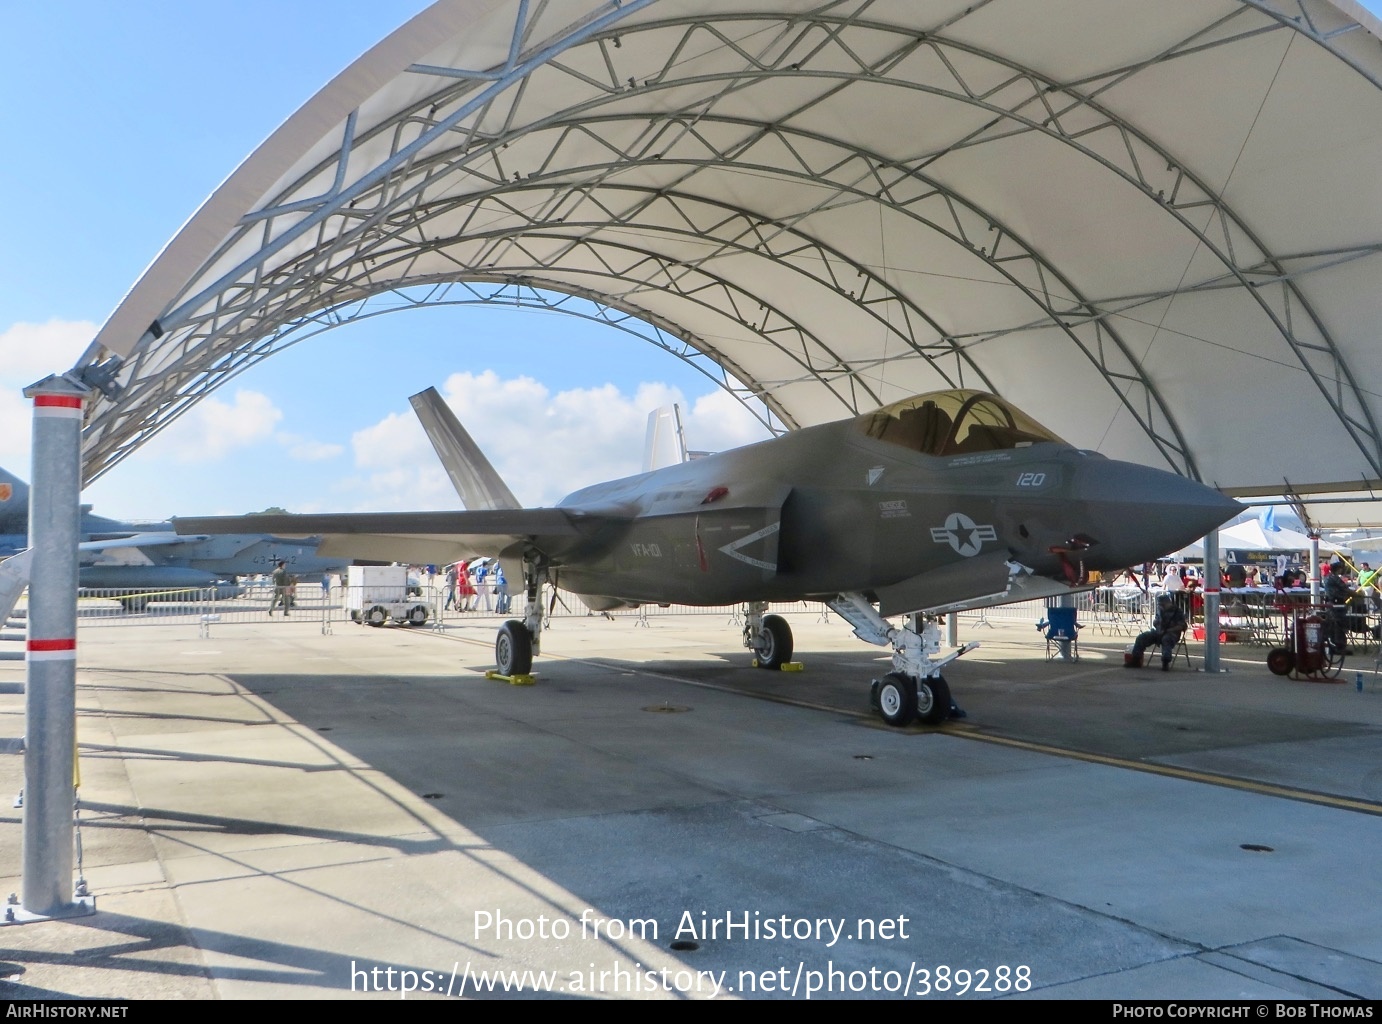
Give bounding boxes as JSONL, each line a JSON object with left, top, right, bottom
{"left": 76, "top": 0, "right": 1382, "bottom": 494}
{"left": 83, "top": 243, "right": 883, "bottom": 481}
{"left": 374, "top": 111, "right": 1201, "bottom": 474}
{"left": 539, "top": 8, "right": 1381, "bottom": 474}
{"left": 149, "top": 279, "right": 790, "bottom": 432}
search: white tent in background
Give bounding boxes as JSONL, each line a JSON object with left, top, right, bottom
{"left": 1167, "top": 538, "right": 1205, "bottom": 561}
{"left": 1218, "top": 520, "right": 1319, "bottom": 554}
{"left": 1165, "top": 520, "right": 1322, "bottom": 562}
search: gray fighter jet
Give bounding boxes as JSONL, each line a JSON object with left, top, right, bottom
{"left": 0, "top": 467, "right": 348, "bottom": 605}
{"left": 176, "top": 389, "right": 1240, "bottom": 725}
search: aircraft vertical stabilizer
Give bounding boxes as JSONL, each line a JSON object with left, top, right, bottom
{"left": 409, "top": 388, "right": 521, "bottom": 510}
{"left": 642, "top": 404, "right": 688, "bottom": 473}
{"left": 0, "top": 468, "right": 30, "bottom": 533}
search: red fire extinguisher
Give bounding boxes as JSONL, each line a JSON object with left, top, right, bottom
{"left": 1296, "top": 613, "right": 1324, "bottom": 674}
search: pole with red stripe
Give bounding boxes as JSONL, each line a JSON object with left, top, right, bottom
{"left": 20, "top": 374, "right": 91, "bottom": 918}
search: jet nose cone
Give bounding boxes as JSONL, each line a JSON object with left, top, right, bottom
{"left": 1075, "top": 458, "right": 1243, "bottom": 568}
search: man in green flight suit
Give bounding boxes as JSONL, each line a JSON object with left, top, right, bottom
{"left": 270, "top": 559, "right": 296, "bottom": 616}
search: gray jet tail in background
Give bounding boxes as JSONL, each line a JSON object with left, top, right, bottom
{"left": 408, "top": 388, "right": 520, "bottom": 511}
{"left": 0, "top": 466, "right": 352, "bottom": 607}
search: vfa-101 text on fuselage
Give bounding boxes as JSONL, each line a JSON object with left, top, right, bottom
{"left": 177, "top": 389, "right": 1240, "bottom": 726}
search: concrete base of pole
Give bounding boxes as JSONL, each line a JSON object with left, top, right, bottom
{"left": 1, "top": 894, "right": 96, "bottom": 925}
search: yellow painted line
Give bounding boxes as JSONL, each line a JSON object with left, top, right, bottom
{"left": 77, "top": 588, "right": 203, "bottom": 602}
{"left": 954, "top": 729, "right": 1382, "bottom": 816}
{"left": 419, "top": 628, "right": 1382, "bottom": 816}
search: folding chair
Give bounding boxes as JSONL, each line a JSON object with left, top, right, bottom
{"left": 1172, "top": 631, "right": 1193, "bottom": 670}
{"left": 1040, "top": 606, "right": 1081, "bottom": 661}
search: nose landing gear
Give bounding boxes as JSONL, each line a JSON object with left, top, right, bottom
{"left": 830, "top": 593, "right": 974, "bottom": 727}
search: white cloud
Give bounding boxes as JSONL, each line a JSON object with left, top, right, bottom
{"left": 351, "top": 408, "right": 431, "bottom": 470}
{"left": 0, "top": 320, "right": 98, "bottom": 388}
{"left": 683, "top": 387, "right": 774, "bottom": 453}
{"left": 143, "top": 389, "right": 283, "bottom": 462}
{"left": 278, "top": 433, "right": 345, "bottom": 461}
{"left": 0, "top": 319, "right": 100, "bottom": 469}
{"left": 342, "top": 371, "right": 773, "bottom": 510}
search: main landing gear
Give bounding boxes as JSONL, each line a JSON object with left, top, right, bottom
{"left": 743, "top": 601, "right": 794, "bottom": 670}
{"left": 828, "top": 593, "right": 976, "bottom": 727}
{"left": 494, "top": 557, "right": 546, "bottom": 678}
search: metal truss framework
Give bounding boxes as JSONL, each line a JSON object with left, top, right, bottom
{"left": 78, "top": 0, "right": 1382, "bottom": 491}
{"left": 156, "top": 279, "right": 791, "bottom": 440}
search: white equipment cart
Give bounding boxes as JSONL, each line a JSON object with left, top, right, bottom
{"left": 346, "top": 565, "right": 431, "bottom": 627}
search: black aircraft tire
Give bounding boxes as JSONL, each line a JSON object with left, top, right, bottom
{"left": 753, "top": 614, "right": 794, "bottom": 670}
{"left": 496, "top": 620, "right": 533, "bottom": 677}
{"left": 915, "top": 674, "right": 952, "bottom": 725}
{"left": 1266, "top": 647, "right": 1294, "bottom": 676}
{"left": 876, "top": 672, "right": 917, "bottom": 727}
{"left": 365, "top": 605, "right": 388, "bottom": 627}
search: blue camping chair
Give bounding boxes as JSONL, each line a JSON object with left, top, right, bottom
{"left": 1038, "top": 606, "right": 1081, "bottom": 661}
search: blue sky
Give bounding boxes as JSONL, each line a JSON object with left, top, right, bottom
{"left": 0, "top": 1, "right": 773, "bottom": 518}
{"left": 3, "top": 2, "right": 1380, "bottom": 519}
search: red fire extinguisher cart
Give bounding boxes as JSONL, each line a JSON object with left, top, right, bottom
{"left": 1266, "top": 604, "right": 1345, "bottom": 681}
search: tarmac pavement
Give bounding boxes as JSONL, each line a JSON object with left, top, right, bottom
{"left": 0, "top": 610, "right": 1377, "bottom": 1000}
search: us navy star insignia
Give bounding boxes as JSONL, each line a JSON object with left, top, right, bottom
{"left": 930, "top": 512, "right": 997, "bottom": 557}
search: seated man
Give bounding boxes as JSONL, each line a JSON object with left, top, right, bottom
{"left": 1322, "top": 559, "right": 1356, "bottom": 655}
{"left": 1127, "top": 594, "right": 1189, "bottom": 671}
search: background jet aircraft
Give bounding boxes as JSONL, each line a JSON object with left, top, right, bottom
{"left": 0, "top": 468, "right": 348, "bottom": 603}
{"left": 177, "top": 389, "right": 1241, "bottom": 726}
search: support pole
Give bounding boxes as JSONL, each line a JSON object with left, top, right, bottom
{"left": 945, "top": 611, "right": 958, "bottom": 648}
{"left": 19, "top": 374, "right": 92, "bottom": 920}
{"left": 1309, "top": 535, "right": 1321, "bottom": 603}
{"left": 1203, "top": 529, "right": 1223, "bottom": 674}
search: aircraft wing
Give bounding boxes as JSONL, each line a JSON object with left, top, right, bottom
{"left": 173, "top": 509, "right": 600, "bottom": 566}
{"left": 79, "top": 531, "right": 210, "bottom": 553}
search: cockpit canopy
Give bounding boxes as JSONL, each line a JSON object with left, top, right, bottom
{"left": 856, "top": 390, "right": 1066, "bottom": 457}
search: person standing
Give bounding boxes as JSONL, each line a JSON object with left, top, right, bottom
{"left": 443, "top": 562, "right": 458, "bottom": 610}
{"left": 494, "top": 562, "right": 509, "bottom": 615}
{"left": 270, "top": 560, "right": 295, "bottom": 616}
{"left": 1358, "top": 562, "right": 1378, "bottom": 614}
{"left": 456, "top": 559, "right": 476, "bottom": 612}
{"left": 475, "top": 559, "right": 492, "bottom": 612}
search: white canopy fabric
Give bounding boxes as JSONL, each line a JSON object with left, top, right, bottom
{"left": 1283, "top": 492, "right": 1382, "bottom": 531}
{"left": 1218, "top": 520, "right": 1319, "bottom": 552}
{"left": 1169, "top": 520, "right": 1324, "bottom": 559}
{"left": 67, "top": 0, "right": 1382, "bottom": 517}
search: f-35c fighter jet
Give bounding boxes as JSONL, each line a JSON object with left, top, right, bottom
{"left": 177, "top": 388, "right": 1240, "bottom": 726}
